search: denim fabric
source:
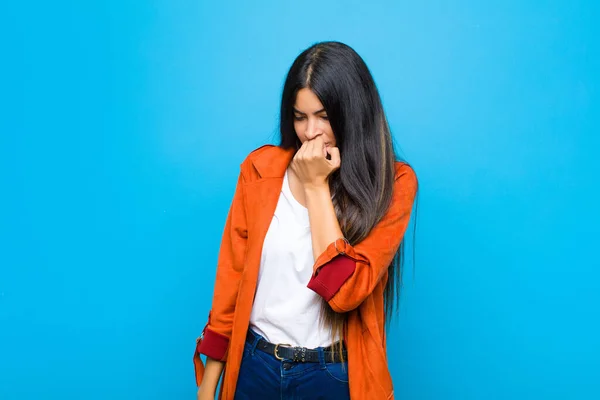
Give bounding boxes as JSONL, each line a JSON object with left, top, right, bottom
{"left": 234, "top": 329, "right": 351, "bottom": 400}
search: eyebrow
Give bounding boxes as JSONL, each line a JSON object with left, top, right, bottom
{"left": 293, "top": 107, "right": 326, "bottom": 115}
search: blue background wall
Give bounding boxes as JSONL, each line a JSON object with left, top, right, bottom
{"left": 1, "top": 1, "right": 598, "bottom": 399}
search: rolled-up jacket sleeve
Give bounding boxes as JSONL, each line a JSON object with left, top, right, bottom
{"left": 307, "top": 164, "right": 418, "bottom": 313}
{"left": 194, "top": 168, "right": 248, "bottom": 385}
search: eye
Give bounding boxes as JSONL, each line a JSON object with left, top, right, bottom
{"left": 320, "top": 115, "right": 329, "bottom": 121}
{"left": 294, "top": 115, "right": 306, "bottom": 121}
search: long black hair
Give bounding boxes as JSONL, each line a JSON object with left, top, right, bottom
{"left": 279, "top": 41, "right": 417, "bottom": 348}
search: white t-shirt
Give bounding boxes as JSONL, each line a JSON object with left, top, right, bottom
{"left": 249, "top": 169, "right": 339, "bottom": 348}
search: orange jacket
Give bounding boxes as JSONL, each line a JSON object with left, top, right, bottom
{"left": 194, "top": 144, "right": 417, "bottom": 399}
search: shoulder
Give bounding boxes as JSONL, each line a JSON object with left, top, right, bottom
{"left": 393, "top": 161, "right": 418, "bottom": 198}
{"left": 237, "top": 144, "right": 275, "bottom": 174}
{"left": 244, "top": 144, "right": 278, "bottom": 163}
{"left": 238, "top": 144, "right": 292, "bottom": 180}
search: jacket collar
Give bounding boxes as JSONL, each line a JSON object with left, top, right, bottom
{"left": 250, "top": 145, "right": 296, "bottom": 178}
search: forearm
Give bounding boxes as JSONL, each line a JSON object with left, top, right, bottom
{"left": 304, "top": 183, "right": 344, "bottom": 260}
{"left": 200, "top": 357, "right": 225, "bottom": 392}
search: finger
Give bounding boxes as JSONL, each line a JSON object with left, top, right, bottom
{"left": 295, "top": 140, "right": 307, "bottom": 160}
{"left": 312, "top": 135, "right": 327, "bottom": 157}
{"left": 311, "top": 134, "right": 325, "bottom": 158}
{"left": 327, "top": 147, "right": 341, "bottom": 170}
{"left": 306, "top": 136, "right": 317, "bottom": 159}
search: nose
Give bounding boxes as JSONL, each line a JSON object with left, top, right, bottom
{"left": 304, "top": 119, "right": 322, "bottom": 140}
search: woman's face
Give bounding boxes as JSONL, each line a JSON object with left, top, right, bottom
{"left": 293, "top": 88, "right": 337, "bottom": 150}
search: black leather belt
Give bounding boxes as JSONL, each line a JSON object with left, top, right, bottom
{"left": 246, "top": 329, "right": 347, "bottom": 363}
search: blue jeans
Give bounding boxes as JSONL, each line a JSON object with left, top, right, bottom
{"left": 234, "top": 329, "right": 351, "bottom": 400}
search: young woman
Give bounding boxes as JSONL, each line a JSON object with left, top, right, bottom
{"left": 194, "top": 41, "right": 418, "bottom": 400}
